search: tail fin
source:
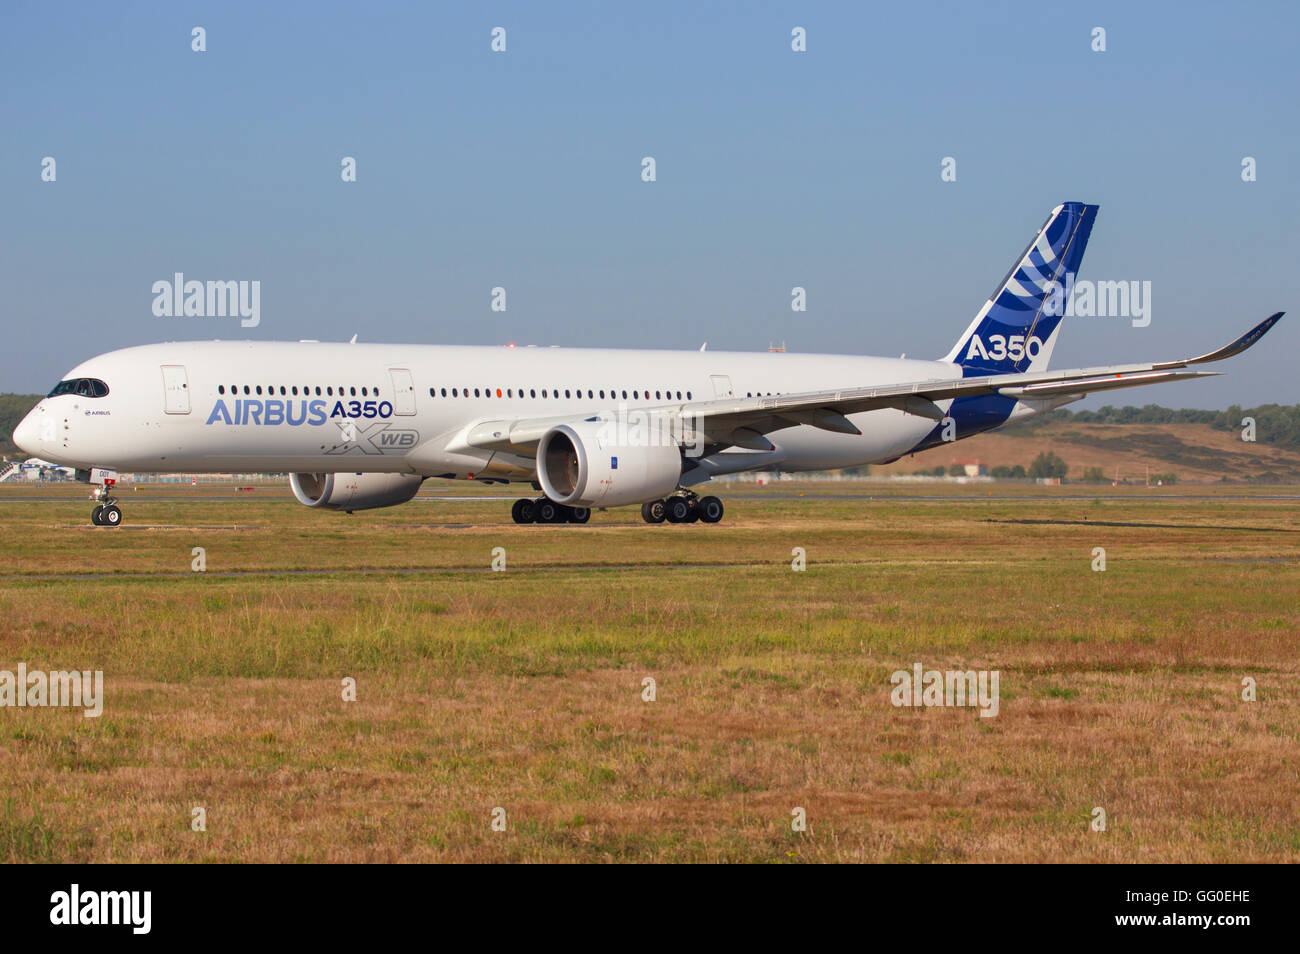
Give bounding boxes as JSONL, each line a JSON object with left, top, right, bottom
{"left": 943, "top": 202, "right": 1098, "bottom": 375}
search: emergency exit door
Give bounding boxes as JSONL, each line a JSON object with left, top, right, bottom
{"left": 161, "top": 365, "right": 190, "bottom": 414}
{"left": 389, "top": 368, "right": 416, "bottom": 415}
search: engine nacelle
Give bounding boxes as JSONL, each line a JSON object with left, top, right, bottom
{"left": 290, "top": 472, "right": 424, "bottom": 511}
{"left": 537, "top": 421, "right": 682, "bottom": 508}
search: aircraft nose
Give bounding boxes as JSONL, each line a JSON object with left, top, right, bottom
{"left": 12, "top": 409, "right": 40, "bottom": 455}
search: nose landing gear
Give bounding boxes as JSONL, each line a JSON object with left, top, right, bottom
{"left": 90, "top": 486, "right": 122, "bottom": 527}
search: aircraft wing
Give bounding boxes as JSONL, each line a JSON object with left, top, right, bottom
{"left": 461, "top": 312, "right": 1283, "bottom": 454}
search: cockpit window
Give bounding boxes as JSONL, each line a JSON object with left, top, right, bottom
{"left": 48, "top": 378, "right": 109, "bottom": 398}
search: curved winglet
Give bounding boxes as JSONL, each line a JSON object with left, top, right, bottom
{"left": 1154, "top": 312, "right": 1284, "bottom": 370}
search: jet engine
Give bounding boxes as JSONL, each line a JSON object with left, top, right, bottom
{"left": 536, "top": 421, "right": 682, "bottom": 508}
{"left": 289, "top": 472, "right": 424, "bottom": 511}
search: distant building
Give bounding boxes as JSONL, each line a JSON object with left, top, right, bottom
{"left": 18, "top": 458, "right": 75, "bottom": 481}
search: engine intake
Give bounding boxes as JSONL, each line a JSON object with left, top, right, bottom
{"left": 536, "top": 421, "right": 681, "bottom": 508}
{"left": 290, "top": 472, "right": 424, "bottom": 511}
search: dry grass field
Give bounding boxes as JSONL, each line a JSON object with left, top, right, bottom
{"left": 0, "top": 480, "right": 1297, "bottom": 862}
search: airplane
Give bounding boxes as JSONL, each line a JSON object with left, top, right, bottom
{"left": 10, "top": 202, "right": 1284, "bottom": 528}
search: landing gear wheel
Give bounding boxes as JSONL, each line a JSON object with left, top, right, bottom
{"left": 568, "top": 507, "right": 591, "bottom": 524}
{"left": 536, "top": 499, "right": 563, "bottom": 524}
{"left": 511, "top": 498, "right": 536, "bottom": 524}
{"left": 698, "top": 496, "right": 724, "bottom": 523}
{"left": 641, "top": 500, "right": 666, "bottom": 524}
{"left": 665, "top": 497, "right": 692, "bottom": 523}
{"left": 91, "top": 483, "right": 121, "bottom": 527}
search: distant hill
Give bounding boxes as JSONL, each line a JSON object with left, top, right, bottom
{"left": 874, "top": 403, "right": 1300, "bottom": 483}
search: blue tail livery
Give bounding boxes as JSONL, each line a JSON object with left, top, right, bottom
{"left": 943, "top": 202, "right": 1099, "bottom": 376}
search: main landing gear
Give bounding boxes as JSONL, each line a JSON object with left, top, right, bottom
{"left": 90, "top": 486, "right": 122, "bottom": 527}
{"left": 508, "top": 493, "right": 724, "bottom": 525}
{"left": 511, "top": 497, "right": 591, "bottom": 524}
{"left": 642, "top": 492, "right": 724, "bottom": 525}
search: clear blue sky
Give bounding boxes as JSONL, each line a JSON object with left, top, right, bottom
{"left": 3, "top": 0, "right": 1296, "bottom": 408}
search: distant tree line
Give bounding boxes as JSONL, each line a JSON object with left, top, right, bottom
{"left": 0, "top": 394, "right": 41, "bottom": 457}
{"left": 915, "top": 452, "right": 1070, "bottom": 480}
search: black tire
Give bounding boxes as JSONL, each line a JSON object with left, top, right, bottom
{"left": 641, "top": 500, "right": 666, "bottom": 524}
{"left": 698, "top": 496, "right": 724, "bottom": 523}
{"left": 91, "top": 505, "right": 104, "bottom": 526}
{"left": 102, "top": 505, "right": 122, "bottom": 527}
{"left": 511, "top": 498, "right": 535, "bottom": 524}
{"left": 665, "top": 497, "right": 691, "bottom": 523}
{"left": 537, "top": 499, "right": 562, "bottom": 524}
{"left": 568, "top": 506, "right": 591, "bottom": 524}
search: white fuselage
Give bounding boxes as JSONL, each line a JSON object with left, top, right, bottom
{"left": 15, "top": 340, "right": 966, "bottom": 480}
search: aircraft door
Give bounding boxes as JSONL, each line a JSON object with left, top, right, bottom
{"left": 389, "top": 368, "right": 416, "bottom": 415}
{"left": 161, "top": 365, "right": 190, "bottom": 414}
{"left": 709, "top": 374, "right": 734, "bottom": 398}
